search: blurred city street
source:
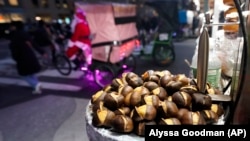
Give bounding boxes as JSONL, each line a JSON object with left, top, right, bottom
{"left": 0, "top": 38, "right": 196, "bottom": 141}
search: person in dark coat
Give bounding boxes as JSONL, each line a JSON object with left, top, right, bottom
{"left": 9, "top": 21, "right": 42, "bottom": 94}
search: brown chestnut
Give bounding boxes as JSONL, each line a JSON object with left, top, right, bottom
{"left": 200, "top": 110, "right": 218, "bottom": 124}
{"left": 167, "top": 96, "right": 172, "bottom": 101}
{"left": 191, "top": 93, "right": 212, "bottom": 111}
{"left": 111, "top": 78, "right": 126, "bottom": 90}
{"left": 92, "top": 101, "right": 107, "bottom": 113}
{"left": 102, "top": 84, "right": 114, "bottom": 92}
{"left": 157, "top": 100, "right": 179, "bottom": 118}
{"left": 104, "top": 92, "right": 124, "bottom": 110}
{"left": 125, "top": 72, "right": 138, "bottom": 81}
{"left": 210, "top": 104, "right": 224, "bottom": 117}
{"left": 159, "top": 118, "right": 181, "bottom": 125}
{"left": 180, "top": 85, "right": 198, "bottom": 94}
{"left": 166, "top": 81, "right": 183, "bottom": 95}
{"left": 143, "top": 81, "right": 159, "bottom": 91}
{"left": 91, "top": 90, "right": 107, "bottom": 104}
{"left": 159, "top": 75, "right": 173, "bottom": 88}
{"left": 173, "top": 74, "right": 190, "bottom": 86}
{"left": 114, "top": 107, "right": 131, "bottom": 116}
{"left": 92, "top": 108, "right": 116, "bottom": 127}
{"left": 112, "top": 115, "right": 134, "bottom": 133}
{"left": 126, "top": 75, "right": 143, "bottom": 88}
{"left": 124, "top": 90, "right": 142, "bottom": 107}
{"left": 180, "top": 111, "right": 206, "bottom": 125}
{"left": 155, "top": 70, "right": 172, "bottom": 78}
{"left": 151, "top": 87, "right": 168, "bottom": 101}
{"left": 133, "top": 86, "right": 150, "bottom": 96}
{"left": 131, "top": 104, "right": 157, "bottom": 121}
{"left": 172, "top": 91, "right": 192, "bottom": 109}
{"left": 118, "top": 85, "right": 134, "bottom": 97}
{"left": 177, "top": 108, "right": 189, "bottom": 120}
{"left": 142, "top": 95, "right": 160, "bottom": 108}
{"left": 141, "top": 70, "right": 159, "bottom": 83}
{"left": 135, "top": 121, "right": 157, "bottom": 136}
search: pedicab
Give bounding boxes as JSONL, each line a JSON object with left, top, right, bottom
{"left": 74, "top": 2, "right": 139, "bottom": 87}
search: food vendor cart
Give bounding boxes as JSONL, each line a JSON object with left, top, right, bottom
{"left": 85, "top": 0, "right": 250, "bottom": 140}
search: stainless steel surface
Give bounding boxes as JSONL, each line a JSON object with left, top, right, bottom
{"left": 208, "top": 94, "right": 232, "bottom": 102}
{"left": 205, "top": 22, "right": 240, "bottom": 27}
{"left": 196, "top": 27, "right": 209, "bottom": 94}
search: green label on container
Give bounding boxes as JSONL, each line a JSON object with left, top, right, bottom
{"left": 207, "top": 69, "right": 221, "bottom": 88}
{"left": 191, "top": 68, "right": 221, "bottom": 88}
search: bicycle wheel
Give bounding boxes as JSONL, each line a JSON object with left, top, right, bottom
{"left": 122, "top": 55, "right": 136, "bottom": 72}
{"left": 94, "top": 65, "right": 115, "bottom": 88}
{"left": 152, "top": 43, "right": 175, "bottom": 67}
{"left": 54, "top": 54, "right": 72, "bottom": 75}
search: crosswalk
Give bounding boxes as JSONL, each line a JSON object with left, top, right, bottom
{"left": 0, "top": 58, "right": 89, "bottom": 92}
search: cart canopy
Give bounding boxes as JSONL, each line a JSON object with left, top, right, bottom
{"left": 74, "top": 2, "right": 139, "bottom": 63}
{"left": 75, "top": 2, "right": 138, "bottom": 46}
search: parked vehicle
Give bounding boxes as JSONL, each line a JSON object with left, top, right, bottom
{"left": 56, "top": 2, "right": 139, "bottom": 88}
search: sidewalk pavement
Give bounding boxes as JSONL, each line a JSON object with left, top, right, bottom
{"left": 0, "top": 89, "right": 90, "bottom": 141}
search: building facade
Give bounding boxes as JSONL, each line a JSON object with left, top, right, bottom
{"left": 0, "top": 0, "right": 74, "bottom": 24}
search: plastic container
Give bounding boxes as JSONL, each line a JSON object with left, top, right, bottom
{"left": 191, "top": 39, "right": 222, "bottom": 89}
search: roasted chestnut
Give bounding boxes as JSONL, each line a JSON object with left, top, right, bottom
{"left": 114, "top": 107, "right": 131, "bottom": 116}
{"left": 141, "top": 70, "right": 159, "bottom": 83}
{"left": 157, "top": 100, "right": 179, "bottom": 118}
{"left": 102, "top": 84, "right": 114, "bottom": 92}
{"left": 155, "top": 70, "right": 172, "bottom": 78}
{"left": 151, "top": 87, "right": 168, "bottom": 101}
{"left": 210, "top": 104, "right": 224, "bottom": 117}
{"left": 112, "top": 115, "right": 134, "bottom": 133}
{"left": 180, "top": 111, "right": 206, "bottom": 125}
{"left": 177, "top": 108, "right": 189, "bottom": 120}
{"left": 134, "top": 86, "right": 150, "bottom": 96}
{"left": 143, "top": 81, "right": 159, "bottom": 91}
{"left": 111, "top": 78, "right": 126, "bottom": 90}
{"left": 91, "top": 90, "right": 107, "bottom": 104}
{"left": 131, "top": 104, "right": 157, "bottom": 121}
{"left": 180, "top": 85, "right": 198, "bottom": 95}
{"left": 118, "top": 85, "right": 134, "bottom": 97}
{"left": 92, "top": 101, "right": 107, "bottom": 113}
{"left": 134, "top": 121, "right": 156, "bottom": 136}
{"left": 124, "top": 90, "right": 142, "bottom": 107}
{"left": 200, "top": 110, "right": 218, "bottom": 124}
{"left": 142, "top": 95, "right": 160, "bottom": 108}
{"left": 125, "top": 72, "right": 138, "bottom": 81}
{"left": 159, "top": 75, "right": 173, "bottom": 88}
{"left": 173, "top": 74, "right": 190, "bottom": 86}
{"left": 104, "top": 92, "right": 124, "bottom": 110}
{"left": 191, "top": 93, "right": 212, "bottom": 111}
{"left": 166, "top": 81, "right": 183, "bottom": 95}
{"left": 172, "top": 91, "right": 192, "bottom": 109}
{"left": 126, "top": 75, "right": 143, "bottom": 88}
{"left": 92, "top": 108, "right": 116, "bottom": 127}
{"left": 159, "top": 118, "right": 181, "bottom": 125}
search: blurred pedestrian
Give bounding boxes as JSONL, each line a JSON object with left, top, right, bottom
{"left": 33, "top": 20, "right": 56, "bottom": 62}
{"left": 192, "top": 11, "right": 200, "bottom": 36}
{"left": 8, "top": 21, "right": 42, "bottom": 94}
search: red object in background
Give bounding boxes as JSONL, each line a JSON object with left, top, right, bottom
{"left": 66, "top": 9, "right": 92, "bottom": 62}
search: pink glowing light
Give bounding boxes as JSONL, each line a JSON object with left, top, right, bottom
{"left": 81, "top": 67, "right": 88, "bottom": 71}
{"left": 122, "top": 65, "right": 127, "bottom": 69}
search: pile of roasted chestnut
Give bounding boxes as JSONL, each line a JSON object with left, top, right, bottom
{"left": 90, "top": 70, "right": 224, "bottom": 136}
